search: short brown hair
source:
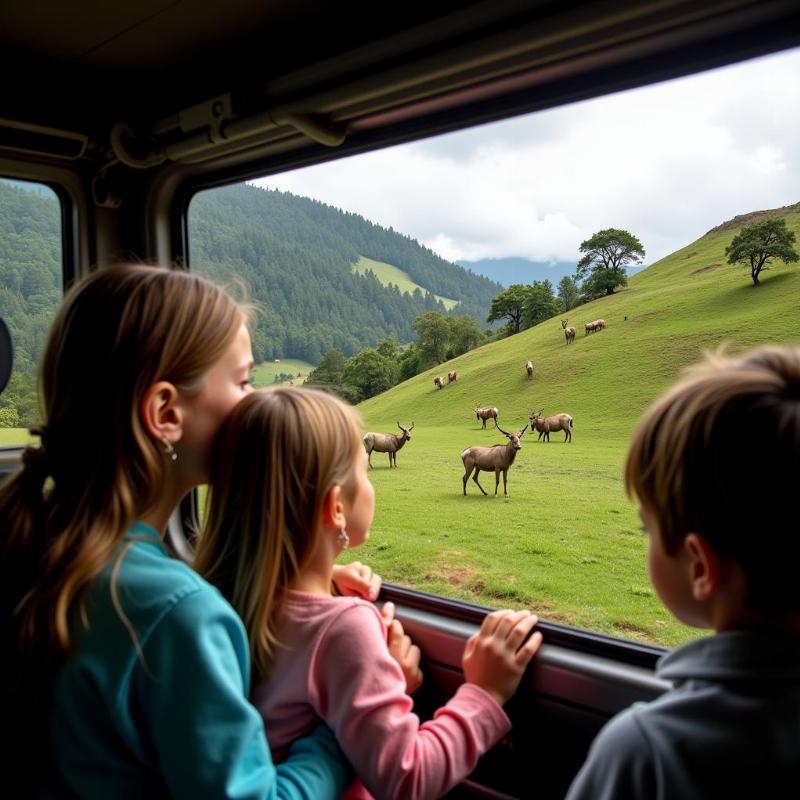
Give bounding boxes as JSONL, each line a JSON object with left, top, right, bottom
{"left": 625, "top": 346, "right": 800, "bottom": 614}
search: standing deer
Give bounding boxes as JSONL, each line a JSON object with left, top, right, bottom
{"left": 595, "top": 319, "right": 606, "bottom": 330}
{"left": 461, "top": 423, "right": 528, "bottom": 496}
{"left": 474, "top": 406, "right": 499, "bottom": 429}
{"left": 448, "top": 370, "right": 458, "bottom": 383}
{"left": 584, "top": 321, "right": 597, "bottom": 336}
{"left": 525, "top": 360, "right": 533, "bottom": 379}
{"left": 434, "top": 376, "right": 444, "bottom": 389}
{"left": 561, "top": 318, "right": 576, "bottom": 344}
{"left": 363, "top": 422, "right": 414, "bottom": 469}
{"left": 529, "top": 408, "right": 573, "bottom": 443}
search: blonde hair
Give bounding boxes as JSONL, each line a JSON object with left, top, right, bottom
{"left": 195, "top": 386, "right": 364, "bottom": 679}
{"left": 0, "top": 264, "right": 245, "bottom": 696}
{"left": 625, "top": 345, "right": 800, "bottom": 613}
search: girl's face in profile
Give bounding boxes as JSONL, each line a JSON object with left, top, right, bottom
{"left": 177, "top": 323, "right": 254, "bottom": 486}
{"left": 342, "top": 447, "right": 375, "bottom": 548}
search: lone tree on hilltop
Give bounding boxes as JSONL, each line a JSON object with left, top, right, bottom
{"left": 725, "top": 218, "right": 798, "bottom": 287}
{"left": 575, "top": 228, "right": 645, "bottom": 297}
{"left": 486, "top": 284, "right": 529, "bottom": 335}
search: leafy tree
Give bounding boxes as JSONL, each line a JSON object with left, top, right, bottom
{"left": 725, "top": 218, "right": 798, "bottom": 286}
{"left": 575, "top": 228, "right": 644, "bottom": 296}
{"left": 557, "top": 275, "right": 580, "bottom": 311}
{"left": 342, "top": 349, "right": 399, "bottom": 401}
{"left": 398, "top": 344, "right": 421, "bottom": 381}
{"left": 412, "top": 311, "right": 450, "bottom": 367}
{"left": 305, "top": 348, "right": 347, "bottom": 386}
{"left": 446, "top": 315, "right": 485, "bottom": 358}
{"left": 486, "top": 284, "right": 529, "bottom": 335}
{"left": 376, "top": 334, "right": 400, "bottom": 360}
{"left": 521, "top": 280, "right": 559, "bottom": 329}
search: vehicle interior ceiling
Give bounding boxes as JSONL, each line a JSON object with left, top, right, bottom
{"left": 2, "top": 2, "right": 800, "bottom": 796}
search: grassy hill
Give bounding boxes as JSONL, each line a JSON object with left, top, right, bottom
{"left": 252, "top": 358, "right": 314, "bottom": 386}
{"left": 353, "top": 256, "right": 458, "bottom": 309}
{"left": 349, "top": 204, "right": 800, "bottom": 648}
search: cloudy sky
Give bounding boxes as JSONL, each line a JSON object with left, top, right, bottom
{"left": 254, "top": 46, "right": 800, "bottom": 266}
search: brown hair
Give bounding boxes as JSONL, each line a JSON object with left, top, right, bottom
{"left": 625, "top": 345, "right": 800, "bottom": 613}
{"left": 195, "top": 386, "right": 364, "bottom": 679}
{"left": 0, "top": 264, "right": 245, "bottom": 699}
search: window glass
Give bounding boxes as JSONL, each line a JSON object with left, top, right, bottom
{"left": 0, "top": 178, "right": 63, "bottom": 445}
{"left": 188, "top": 48, "right": 800, "bottom": 648}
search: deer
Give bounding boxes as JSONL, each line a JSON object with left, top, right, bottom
{"left": 529, "top": 408, "right": 573, "bottom": 443}
{"left": 584, "top": 321, "right": 598, "bottom": 335}
{"left": 461, "top": 423, "right": 528, "bottom": 496}
{"left": 525, "top": 360, "right": 533, "bottom": 379}
{"left": 363, "top": 422, "right": 414, "bottom": 469}
{"left": 448, "top": 370, "right": 457, "bottom": 383}
{"left": 561, "top": 318, "right": 576, "bottom": 344}
{"left": 595, "top": 319, "right": 606, "bottom": 330}
{"left": 434, "top": 376, "right": 444, "bottom": 389}
{"left": 474, "top": 406, "right": 499, "bottom": 429}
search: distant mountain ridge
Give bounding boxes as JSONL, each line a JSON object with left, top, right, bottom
{"left": 459, "top": 256, "right": 645, "bottom": 287}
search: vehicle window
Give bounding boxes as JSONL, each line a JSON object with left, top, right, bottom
{"left": 0, "top": 178, "right": 63, "bottom": 446}
{"left": 188, "top": 47, "right": 800, "bottom": 649}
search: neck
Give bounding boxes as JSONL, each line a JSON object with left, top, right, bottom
{"left": 289, "top": 526, "right": 339, "bottom": 596}
{"left": 138, "top": 472, "right": 193, "bottom": 538}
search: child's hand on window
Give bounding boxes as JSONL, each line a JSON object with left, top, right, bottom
{"left": 381, "top": 602, "right": 424, "bottom": 693}
{"left": 462, "top": 609, "right": 542, "bottom": 707}
{"left": 332, "top": 561, "right": 381, "bottom": 601}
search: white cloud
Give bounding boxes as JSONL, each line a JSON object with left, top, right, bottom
{"left": 254, "top": 47, "right": 800, "bottom": 265}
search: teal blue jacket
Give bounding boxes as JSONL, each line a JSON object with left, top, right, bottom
{"left": 45, "top": 521, "right": 350, "bottom": 799}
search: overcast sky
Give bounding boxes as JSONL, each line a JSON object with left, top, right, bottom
{"left": 254, "top": 47, "right": 800, "bottom": 266}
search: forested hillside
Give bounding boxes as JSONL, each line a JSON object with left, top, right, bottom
{"left": 189, "top": 183, "right": 501, "bottom": 362}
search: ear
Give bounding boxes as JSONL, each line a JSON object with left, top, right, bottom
{"left": 684, "top": 533, "right": 721, "bottom": 602}
{"left": 140, "top": 381, "right": 183, "bottom": 445}
{"left": 321, "top": 484, "right": 347, "bottom": 532}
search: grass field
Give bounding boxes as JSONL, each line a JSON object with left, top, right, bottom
{"left": 349, "top": 205, "right": 800, "bottom": 648}
{"left": 353, "top": 256, "right": 458, "bottom": 310}
{"left": 252, "top": 358, "right": 314, "bottom": 387}
{"left": 0, "top": 428, "right": 34, "bottom": 446}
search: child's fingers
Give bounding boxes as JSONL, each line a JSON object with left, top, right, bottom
{"left": 515, "top": 631, "right": 543, "bottom": 667}
{"left": 504, "top": 613, "right": 538, "bottom": 652}
{"left": 492, "top": 609, "right": 531, "bottom": 641}
{"left": 479, "top": 609, "right": 513, "bottom": 637}
{"left": 380, "top": 601, "right": 396, "bottom": 628}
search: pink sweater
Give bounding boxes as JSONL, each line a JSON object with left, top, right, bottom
{"left": 250, "top": 591, "right": 511, "bottom": 800}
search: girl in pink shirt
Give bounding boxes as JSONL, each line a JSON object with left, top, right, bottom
{"left": 196, "top": 387, "right": 543, "bottom": 800}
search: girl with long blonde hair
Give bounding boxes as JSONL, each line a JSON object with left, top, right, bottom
{"left": 0, "top": 264, "right": 370, "bottom": 799}
{"left": 196, "top": 386, "right": 543, "bottom": 800}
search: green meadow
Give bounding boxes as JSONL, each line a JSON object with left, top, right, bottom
{"left": 252, "top": 358, "right": 314, "bottom": 387}
{"left": 0, "top": 428, "right": 34, "bottom": 447}
{"left": 353, "top": 256, "right": 458, "bottom": 310}
{"left": 348, "top": 206, "right": 800, "bottom": 648}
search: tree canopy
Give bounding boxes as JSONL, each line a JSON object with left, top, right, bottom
{"left": 725, "top": 218, "right": 798, "bottom": 286}
{"left": 486, "top": 284, "right": 529, "bottom": 334}
{"left": 575, "top": 228, "right": 644, "bottom": 297}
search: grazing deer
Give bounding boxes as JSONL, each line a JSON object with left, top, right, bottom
{"left": 434, "top": 376, "right": 444, "bottom": 389}
{"left": 448, "top": 370, "right": 458, "bottom": 383}
{"left": 595, "top": 319, "right": 606, "bottom": 330}
{"left": 584, "top": 321, "right": 597, "bottom": 335}
{"left": 561, "top": 318, "right": 576, "bottom": 344}
{"left": 474, "top": 405, "right": 499, "bottom": 429}
{"left": 529, "top": 408, "right": 573, "bottom": 443}
{"left": 363, "top": 422, "right": 414, "bottom": 469}
{"left": 461, "top": 423, "right": 528, "bottom": 496}
{"left": 526, "top": 360, "right": 533, "bottom": 379}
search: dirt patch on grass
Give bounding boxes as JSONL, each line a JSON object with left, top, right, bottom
{"left": 612, "top": 621, "right": 659, "bottom": 645}
{"left": 704, "top": 203, "right": 800, "bottom": 235}
{"left": 424, "top": 552, "right": 479, "bottom": 587}
{"left": 691, "top": 263, "right": 722, "bottom": 275}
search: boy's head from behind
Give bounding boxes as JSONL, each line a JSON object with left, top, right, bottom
{"left": 625, "top": 346, "right": 800, "bottom": 620}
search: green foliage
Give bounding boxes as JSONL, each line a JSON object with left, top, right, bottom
{"left": 557, "top": 275, "right": 580, "bottom": 311}
{"left": 575, "top": 228, "right": 644, "bottom": 297}
{"left": 521, "top": 280, "right": 559, "bottom": 328}
{"left": 725, "top": 218, "right": 798, "bottom": 286}
{"left": 412, "top": 311, "right": 451, "bottom": 366}
{"left": 446, "top": 315, "right": 486, "bottom": 359}
{"left": 342, "top": 349, "right": 400, "bottom": 401}
{"left": 486, "top": 284, "right": 529, "bottom": 334}
{"left": 0, "top": 406, "right": 20, "bottom": 427}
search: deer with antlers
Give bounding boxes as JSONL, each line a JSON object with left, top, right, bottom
{"left": 529, "top": 408, "right": 573, "bottom": 443}
{"left": 461, "top": 422, "right": 528, "bottom": 496}
{"left": 363, "top": 422, "right": 414, "bottom": 469}
{"left": 561, "top": 318, "right": 576, "bottom": 344}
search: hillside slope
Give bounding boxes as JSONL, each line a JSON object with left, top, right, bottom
{"left": 353, "top": 204, "right": 799, "bottom": 647}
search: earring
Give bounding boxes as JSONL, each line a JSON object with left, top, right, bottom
{"left": 161, "top": 437, "right": 177, "bottom": 462}
{"left": 337, "top": 527, "right": 350, "bottom": 550}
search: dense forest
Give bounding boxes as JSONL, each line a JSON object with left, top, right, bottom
{"left": 189, "top": 183, "right": 501, "bottom": 362}
{"left": 0, "top": 179, "right": 501, "bottom": 425}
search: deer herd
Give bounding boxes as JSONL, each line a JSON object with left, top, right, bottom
{"left": 363, "top": 316, "right": 606, "bottom": 494}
